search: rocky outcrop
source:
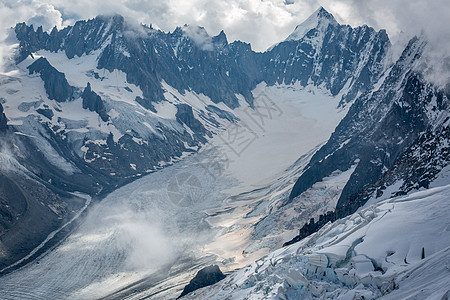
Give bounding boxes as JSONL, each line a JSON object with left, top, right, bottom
{"left": 0, "top": 103, "right": 7, "bottom": 132}
{"left": 135, "top": 96, "right": 156, "bottom": 113}
{"left": 284, "top": 212, "right": 337, "bottom": 247}
{"left": 36, "top": 108, "right": 54, "bottom": 120}
{"left": 27, "top": 57, "right": 73, "bottom": 102}
{"left": 205, "top": 105, "right": 237, "bottom": 122}
{"left": 176, "top": 104, "right": 209, "bottom": 142}
{"left": 178, "top": 265, "right": 226, "bottom": 298}
{"left": 81, "top": 82, "right": 109, "bottom": 122}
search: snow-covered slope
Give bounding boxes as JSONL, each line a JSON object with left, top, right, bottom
{"left": 184, "top": 184, "right": 450, "bottom": 300}
{"left": 3, "top": 6, "right": 392, "bottom": 193}
{"left": 0, "top": 83, "right": 347, "bottom": 300}
{"left": 3, "top": 6, "right": 390, "bottom": 191}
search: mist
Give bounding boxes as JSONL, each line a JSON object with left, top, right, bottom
{"left": 73, "top": 156, "right": 224, "bottom": 274}
{"left": 76, "top": 200, "right": 179, "bottom": 273}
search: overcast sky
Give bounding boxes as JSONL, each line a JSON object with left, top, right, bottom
{"left": 0, "top": 0, "right": 449, "bottom": 83}
{"left": 1, "top": 0, "right": 449, "bottom": 51}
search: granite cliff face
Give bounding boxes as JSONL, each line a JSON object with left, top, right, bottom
{"left": 0, "top": 103, "right": 7, "bottom": 132}
{"left": 27, "top": 57, "right": 73, "bottom": 102}
{"left": 290, "top": 37, "right": 449, "bottom": 212}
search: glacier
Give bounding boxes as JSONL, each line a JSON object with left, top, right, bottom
{"left": 0, "top": 83, "right": 349, "bottom": 299}
{"left": 183, "top": 184, "right": 450, "bottom": 300}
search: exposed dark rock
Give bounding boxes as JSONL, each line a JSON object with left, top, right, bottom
{"left": 284, "top": 211, "right": 337, "bottom": 247}
{"left": 14, "top": 16, "right": 124, "bottom": 63}
{"left": 260, "top": 15, "right": 390, "bottom": 104}
{"left": 285, "top": 37, "right": 449, "bottom": 247}
{"left": 355, "top": 124, "right": 450, "bottom": 203}
{"left": 206, "top": 105, "right": 237, "bottom": 122}
{"left": 65, "top": 15, "right": 126, "bottom": 59}
{"left": 14, "top": 23, "right": 48, "bottom": 63}
{"left": 81, "top": 82, "right": 109, "bottom": 121}
{"left": 178, "top": 265, "right": 226, "bottom": 298}
{"left": 176, "top": 104, "right": 208, "bottom": 142}
{"left": 0, "top": 170, "right": 78, "bottom": 271}
{"left": 78, "top": 124, "right": 200, "bottom": 179}
{"left": 36, "top": 108, "right": 54, "bottom": 120}
{"left": 27, "top": 57, "right": 73, "bottom": 102}
{"left": 0, "top": 103, "right": 7, "bottom": 132}
{"left": 135, "top": 96, "right": 156, "bottom": 113}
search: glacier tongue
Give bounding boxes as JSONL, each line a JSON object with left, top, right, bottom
{"left": 183, "top": 184, "right": 450, "bottom": 300}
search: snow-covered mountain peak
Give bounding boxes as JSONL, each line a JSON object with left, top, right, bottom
{"left": 286, "top": 6, "right": 338, "bottom": 41}
{"left": 314, "top": 6, "right": 337, "bottom": 22}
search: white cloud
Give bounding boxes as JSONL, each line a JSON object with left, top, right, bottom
{"left": 182, "top": 25, "right": 214, "bottom": 51}
{"left": 26, "top": 2, "right": 63, "bottom": 31}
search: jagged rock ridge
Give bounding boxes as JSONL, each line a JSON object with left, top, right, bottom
{"left": 286, "top": 36, "right": 450, "bottom": 245}
{"left": 15, "top": 8, "right": 390, "bottom": 109}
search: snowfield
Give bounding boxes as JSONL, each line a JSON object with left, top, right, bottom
{"left": 184, "top": 184, "right": 450, "bottom": 300}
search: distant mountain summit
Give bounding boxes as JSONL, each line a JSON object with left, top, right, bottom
{"left": 286, "top": 7, "right": 338, "bottom": 41}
